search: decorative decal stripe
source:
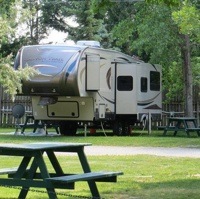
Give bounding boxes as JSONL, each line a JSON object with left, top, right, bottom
{"left": 116, "top": 57, "right": 131, "bottom": 62}
{"left": 152, "top": 64, "right": 158, "bottom": 71}
{"left": 106, "top": 68, "right": 111, "bottom": 89}
{"left": 137, "top": 102, "right": 153, "bottom": 106}
{"left": 144, "top": 104, "right": 162, "bottom": 110}
{"left": 98, "top": 92, "right": 114, "bottom": 104}
{"left": 137, "top": 92, "right": 161, "bottom": 104}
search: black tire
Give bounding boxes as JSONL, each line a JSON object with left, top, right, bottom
{"left": 123, "top": 123, "right": 131, "bottom": 136}
{"left": 59, "top": 121, "right": 77, "bottom": 136}
{"left": 113, "top": 121, "right": 123, "bottom": 136}
{"left": 113, "top": 121, "right": 131, "bottom": 136}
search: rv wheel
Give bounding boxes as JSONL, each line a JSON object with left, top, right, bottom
{"left": 113, "top": 121, "right": 131, "bottom": 136}
{"left": 59, "top": 121, "right": 77, "bottom": 136}
{"left": 113, "top": 121, "right": 123, "bottom": 136}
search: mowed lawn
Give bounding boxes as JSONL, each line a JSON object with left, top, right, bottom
{"left": 0, "top": 128, "right": 199, "bottom": 199}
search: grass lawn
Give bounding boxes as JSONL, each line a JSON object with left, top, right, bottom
{"left": 0, "top": 127, "right": 199, "bottom": 199}
{"left": 0, "top": 127, "right": 200, "bottom": 148}
{"left": 0, "top": 155, "right": 199, "bottom": 199}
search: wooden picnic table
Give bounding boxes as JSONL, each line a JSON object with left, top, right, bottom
{"left": 0, "top": 142, "right": 123, "bottom": 199}
{"left": 163, "top": 117, "right": 200, "bottom": 137}
{"left": 18, "top": 115, "right": 60, "bottom": 135}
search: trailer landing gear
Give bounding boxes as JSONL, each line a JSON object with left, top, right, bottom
{"left": 59, "top": 121, "right": 78, "bottom": 136}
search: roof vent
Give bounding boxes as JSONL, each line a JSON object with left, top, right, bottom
{"left": 77, "top": 40, "right": 100, "bottom": 48}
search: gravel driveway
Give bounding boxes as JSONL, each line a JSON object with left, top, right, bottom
{"left": 9, "top": 131, "right": 200, "bottom": 158}
{"left": 84, "top": 146, "right": 200, "bottom": 158}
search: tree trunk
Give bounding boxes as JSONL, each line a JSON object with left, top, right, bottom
{"left": 181, "top": 34, "right": 193, "bottom": 117}
{"left": 0, "top": 86, "right": 2, "bottom": 126}
{"left": 196, "top": 85, "right": 200, "bottom": 126}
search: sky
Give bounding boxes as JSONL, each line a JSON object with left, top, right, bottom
{"left": 14, "top": 1, "right": 77, "bottom": 45}
{"left": 40, "top": 29, "right": 69, "bottom": 44}
{"left": 40, "top": 17, "right": 77, "bottom": 45}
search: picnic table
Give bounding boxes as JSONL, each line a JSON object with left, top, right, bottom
{"left": 19, "top": 115, "right": 60, "bottom": 135}
{"left": 163, "top": 117, "right": 200, "bottom": 137}
{"left": 0, "top": 142, "right": 123, "bottom": 199}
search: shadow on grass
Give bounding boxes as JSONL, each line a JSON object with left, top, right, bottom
{"left": 109, "top": 178, "right": 200, "bottom": 199}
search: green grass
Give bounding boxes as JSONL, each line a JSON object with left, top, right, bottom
{"left": 0, "top": 127, "right": 199, "bottom": 148}
{"left": 0, "top": 155, "right": 200, "bottom": 199}
{"left": 0, "top": 127, "right": 200, "bottom": 199}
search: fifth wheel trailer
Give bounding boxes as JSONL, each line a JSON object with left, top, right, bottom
{"left": 14, "top": 41, "right": 162, "bottom": 135}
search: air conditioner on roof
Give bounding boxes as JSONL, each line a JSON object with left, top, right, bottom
{"left": 77, "top": 40, "right": 100, "bottom": 47}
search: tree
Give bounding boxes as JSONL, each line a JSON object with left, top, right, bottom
{"left": 22, "top": 0, "right": 48, "bottom": 44}
{"left": 44, "top": 0, "right": 138, "bottom": 50}
{"left": 42, "top": 0, "right": 102, "bottom": 42}
{"left": 0, "top": 0, "right": 47, "bottom": 57}
{"left": 172, "top": 2, "right": 200, "bottom": 116}
{"left": 110, "top": 0, "right": 199, "bottom": 117}
{"left": 92, "top": 0, "right": 139, "bottom": 51}
{"left": 0, "top": 56, "right": 37, "bottom": 100}
{"left": 0, "top": 0, "right": 37, "bottom": 100}
{"left": 110, "top": 3, "right": 183, "bottom": 98}
{"left": 146, "top": 0, "right": 180, "bottom": 6}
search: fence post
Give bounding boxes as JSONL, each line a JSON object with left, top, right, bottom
{"left": 148, "top": 111, "right": 152, "bottom": 135}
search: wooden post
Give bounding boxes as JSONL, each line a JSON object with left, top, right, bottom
{"left": 148, "top": 111, "right": 152, "bottom": 135}
{"left": 84, "top": 123, "right": 87, "bottom": 137}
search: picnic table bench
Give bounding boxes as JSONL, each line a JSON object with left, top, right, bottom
{"left": 47, "top": 171, "right": 122, "bottom": 184}
{"left": 0, "top": 142, "right": 123, "bottom": 199}
{"left": 161, "top": 117, "right": 200, "bottom": 137}
{"left": 17, "top": 115, "right": 60, "bottom": 135}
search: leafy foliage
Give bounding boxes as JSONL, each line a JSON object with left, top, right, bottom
{"left": 0, "top": 1, "right": 38, "bottom": 100}
{"left": 104, "top": 1, "right": 138, "bottom": 51}
{"left": 0, "top": 55, "right": 38, "bottom": 100}
{"left": 172, "top": 3, "right": 200, "bottom": 42}
{"left": 192, "top": 57, "right": 200, "bottom": 87}
{"left": 162, "top": 62, "right": 183, "bottom": 102}
{"left": 0, "top": 14, "right": 13, "bottom": 50}
{"left": 41, "top": 0, "right": 102, "bottom": 42}
{"left": 110, "top": 1, "right": 199, "bottom": 106}
{"left": 146, "top": 0, "right": 181, "bottom": 6}
{"left": 171, "top": 0, "right": 200, "bottom": 111}
{"left": 133, "top": 4, "right": 181, "bottom": 64}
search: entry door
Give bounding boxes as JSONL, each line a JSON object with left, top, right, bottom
{"left": 115, "top": 63, "right": 137, "bottom": 114}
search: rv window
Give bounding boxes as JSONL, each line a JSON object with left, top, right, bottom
{"left": 14, "top": 50, "right": 21, "bottom": 69}
{"left": 150, "top": 71, "right": 160, "bottom": 91}
{"left": 117, "top": 76, "right": 133, "bottom": 91}
{"left": 22, "top": 46, "right": 79, "bottom": 74}
{"left": 141, "top": 77, "right": 147, "bottom": 92}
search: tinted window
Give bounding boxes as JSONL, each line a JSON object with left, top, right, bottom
{"left": 21, "top": 46, "right": 80, "bottom": 76}
{"left": 150, "top": 71, "right": 160, "bottom": 91}
{"left": 141, "top": 77, "right": 147, "bottom": 92}
{"left": 13, "top": 50, "right": 21, "bottom": 70}
{"left": 117, "top": 76, "right": 133, "bottom": 91}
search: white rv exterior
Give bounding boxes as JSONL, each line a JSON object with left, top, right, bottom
{"left": 14, "top": 42, "right": 162, "bottom": 135}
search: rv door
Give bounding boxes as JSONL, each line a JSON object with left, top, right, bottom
{"left": 115, "top": 63, "right": 137, "bottom": 115}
